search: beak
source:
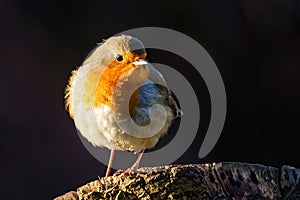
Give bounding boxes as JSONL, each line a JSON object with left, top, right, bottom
{"left": 132, "top": 59, "right": 148, "bottom": 66}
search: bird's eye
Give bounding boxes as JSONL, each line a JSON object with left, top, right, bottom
{"left": 116, "top": 54, "right": 123, "bottom": 62}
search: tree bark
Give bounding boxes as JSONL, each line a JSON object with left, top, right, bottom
{"left": 54, "top": 162, "right": 300, "bottom": 200}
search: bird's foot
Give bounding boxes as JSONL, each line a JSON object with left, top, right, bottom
{"left": 114, "top": 169, "right": 125, "bottom": 176}
{"left": 113, "top": 150, "right": 143, "bottom": 176}
{"left": 114, "top": 165, "right": 139, "bottom": 176}
{"left": 114, "top": 169, "right": 133, "bottom": 176}
{"left": 123, "top": 168, "right": 136, "bottom": 176}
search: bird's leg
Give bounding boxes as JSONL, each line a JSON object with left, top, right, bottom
{"left": 123, "top": 149, "right": 144, "bottom": 175}
{"left": 131, "top": 149, "right": 144, "bottom": 171}
{"left": 105, "top": 149, "right": 116, "bottom": 177}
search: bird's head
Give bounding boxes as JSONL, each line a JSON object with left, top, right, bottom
{"left": 91, "top": 35, "right": 150, "bottom": 108}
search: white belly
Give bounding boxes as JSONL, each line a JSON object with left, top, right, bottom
{"left": 73, "top": 102, "right": 173, "bottom": 152}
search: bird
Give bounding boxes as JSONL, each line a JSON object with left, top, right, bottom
{"left": 64, "top": 35, "right": 182, "bottom": 177}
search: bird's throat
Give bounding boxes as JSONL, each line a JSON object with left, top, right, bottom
{"left": 93, "top": 63, "right": 149, "bottom": 111}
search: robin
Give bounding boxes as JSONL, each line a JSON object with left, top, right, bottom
{"left": 65, "top": 35, "right": 182, "bottom": 176}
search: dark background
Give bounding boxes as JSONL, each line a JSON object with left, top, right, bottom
{"left": 1, "top": 0, "right": 300, "bottom": 199}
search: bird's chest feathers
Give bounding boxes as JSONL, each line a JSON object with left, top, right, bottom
{"left": 93, "top": 63, "right": 149, "bottom": 117}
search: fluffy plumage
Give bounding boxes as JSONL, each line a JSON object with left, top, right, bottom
{"left": 64, "top": 35, "right": 181, "bottom": 175}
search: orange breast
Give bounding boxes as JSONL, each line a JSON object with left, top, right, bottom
{"left": 93, "top": 61, "right": 137, "bottom": 108}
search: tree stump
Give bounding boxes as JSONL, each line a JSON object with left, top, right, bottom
{"left": 54, "top": 162, "right": 300, "bottom": 199}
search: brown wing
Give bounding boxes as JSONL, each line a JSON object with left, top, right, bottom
{"left": 147, "top": 64, "right": 183, "bottom": 119}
